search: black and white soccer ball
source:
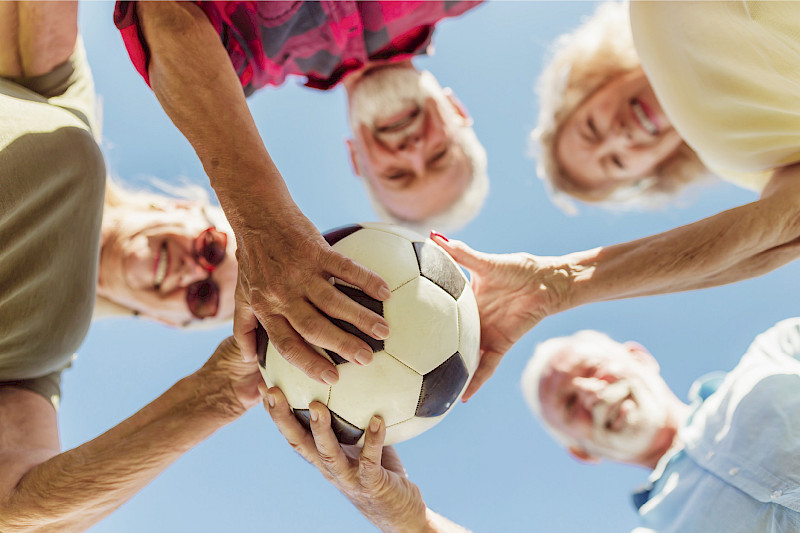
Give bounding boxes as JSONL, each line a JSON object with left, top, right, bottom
{"left": 256, "top": 222, "right": 480, "bottom": 446}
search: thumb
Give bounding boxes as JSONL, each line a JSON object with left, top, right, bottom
{"left": 429, "top": 232, "right": 488, "bottom": 274}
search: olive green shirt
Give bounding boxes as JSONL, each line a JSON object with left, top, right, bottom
{"left": 0, "top": 39, "right": 105, "bottom": 408}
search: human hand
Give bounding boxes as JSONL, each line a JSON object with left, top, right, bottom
{"left": 196, "top": 336, "right": 262, "bottom": 418}
{"left": 263, "top": 386, "right": 429, "bottom": 533}
{"left": 232, "top": 208, "right": 391, "bottom": 386}
{"left": 430, "top": 234, "right": 572, "bottom": 401}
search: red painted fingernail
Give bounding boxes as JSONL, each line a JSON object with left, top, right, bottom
{"left": 430, "top": 231, "right": 449, "bottom": 242}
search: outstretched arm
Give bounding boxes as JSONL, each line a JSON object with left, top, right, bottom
{"left": 432, "top": 164, "right": 800, "bottom": 400}
{"left": 134, "top": 1, "right": 391, "bottom": 385}
{"left": 264, "top": 386, "right": 470, "bottom": 533}
{"left": 0, "top": 337, "right": 260, "bottom": 533}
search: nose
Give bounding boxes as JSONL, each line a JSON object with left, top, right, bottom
{"left": 398, "top": 134, "right": 426, "bottom": 176}
{"left": 178, "top": 254, "right": 210, "bottom": 287}
{"left": 573, "top": 377, "right": 604, "bottom": 409}
{"left": 603, "top": 119, "right": 633, "bottom": 148}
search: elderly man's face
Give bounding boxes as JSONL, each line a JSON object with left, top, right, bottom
{"left": 346, "top": 66, "right": 471, "bottom": 222}
{"left": 98, "top": 203, "right": 237, "bottom": 326}
{"left": 538, "top": 340, "right": 670, "bottom": 463}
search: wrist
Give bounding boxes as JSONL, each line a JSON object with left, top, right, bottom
{"left": 182, "top": 370, "right": 247, "bottom": 424}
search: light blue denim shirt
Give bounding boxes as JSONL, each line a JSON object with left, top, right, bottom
{"left": 632, "top": 318, "right": 800, "bottom": 533}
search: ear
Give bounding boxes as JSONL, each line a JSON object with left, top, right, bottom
{"left": 624, "top": 341, "right": 660, "bottom": 372}
{"left": 568, "top": 445, "right": 601, "bottom": 464}
{"left": 345, "top": 138, "right": 361, "bottom": 177}
{"left": 443, "top": 88, "right": 472, "bottom": 126}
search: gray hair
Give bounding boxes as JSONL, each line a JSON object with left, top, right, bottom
{"left": 360, "top": 71, "right": 488, "bottom": 234}
{"left": 521, "top": 330, "right": 622, "bottom": 450}
{"left": 530, "top": 1, "right": 707, "bottom": 214}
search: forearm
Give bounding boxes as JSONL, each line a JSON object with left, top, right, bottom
{"left": 560, "top": 178, "right": 800, "bottom": 308}
{"left": 0, "top": 1, "right": 78, "bottom": 78}
{"left": 136, "top": 1, "right": 295, "bottom": 233}
{"left": 0, "top": 372, "right": 242, "bottom": 533}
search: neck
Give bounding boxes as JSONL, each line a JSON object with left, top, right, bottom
{"left": 637, "top": 397, "right": 691, "bottom": 470}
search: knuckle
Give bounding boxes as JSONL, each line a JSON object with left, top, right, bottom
{"left": 298, "top": 314, "right": 325, "bottom": 341}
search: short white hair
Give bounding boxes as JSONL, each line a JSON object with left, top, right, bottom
{"left": 521, "top": 330, "right": 623, "bottom": 449}
{"left": 359, "top": 71, "right": 488, "bottom": 234}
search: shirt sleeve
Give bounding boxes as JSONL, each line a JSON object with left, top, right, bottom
{"left": 6, "top": 37, "right": 100, "bottom": 137}
{"left": 113, "top": 1, "right": 152, "bottom": 87}
{"left": 744, "top": 318, "right": 800, "bottom": 366}
{"left": 0, "top": 371, "right": 63, "bottom": 411}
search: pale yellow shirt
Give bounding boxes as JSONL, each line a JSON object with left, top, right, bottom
{"left": 631, "top": 1, "right": 800, "bottom": 192}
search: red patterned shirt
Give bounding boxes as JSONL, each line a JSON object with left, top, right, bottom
{"left": 114, "top": 1, "right": 481, "bottom": 95}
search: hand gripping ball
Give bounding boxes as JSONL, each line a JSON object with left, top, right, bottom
{"left": 256, "top": 222, "right": 480, "bottom": 446}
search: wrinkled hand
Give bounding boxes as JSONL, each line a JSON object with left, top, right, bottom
{"left": 197, "top": 336, "right": 262, "bottom": 417}
{"left": 263, "top": 386, "right": 429, "bottom": 533}
{"left": 431, "top": 234, "right": 571, "bottom": 401}
{"left": 232, "top": 208, "right": 391, "bottom": 386}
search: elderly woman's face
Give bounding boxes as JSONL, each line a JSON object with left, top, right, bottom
{"left": 556, "top": 68, "right": 683, "bottom": 191}
{"left": 98, "top": 203, "right": 237, "bottom": 326}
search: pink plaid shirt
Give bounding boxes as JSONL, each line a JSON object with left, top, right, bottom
{"left": 115, "top": 1, "right": 481, "bottom": 95}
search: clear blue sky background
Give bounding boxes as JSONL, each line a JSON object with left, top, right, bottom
{"left": 68, "top": 2, "right": 800, "bottom": 532}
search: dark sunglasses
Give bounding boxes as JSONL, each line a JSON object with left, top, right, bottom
{"left": 186, "top": 226, "right": 228, "bottom": 319}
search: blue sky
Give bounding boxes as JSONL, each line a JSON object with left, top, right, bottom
{"left": 68, "top": 2, "right": 800, "bottom": 532}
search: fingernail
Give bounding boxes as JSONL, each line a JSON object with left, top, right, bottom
{"left": 378, "top": 286, "right": 392, "bottom": 300}
{"left": 430, "top": 231, "right": 449, "bottom": 242}
{"left": 369, "top": 416, "right": 381, "bottom": 433}
{"left": 372, "top": 322, "right": 390, "bottom": 340}
{"left": 354, "top": 349, "right": 373, "bottom": 366}
{"left": 321, "top": 370, "right": 338, "bottom": 385}
{"left": 310, "top": 408, "right": 319, "bottom": 422}
{"left": 267, "top": 392, "right": 275, "bottom": 409}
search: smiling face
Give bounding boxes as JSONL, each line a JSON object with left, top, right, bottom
{"left": 556, "top": 68, "right": 683, "bottom": 192}
{"left": 346, "top": 67, "right": 472, "bottom": 222}
{"left": 98, "top": 203, "right": 237, "bottom": 326}
{"left": 537, "top": 339, "right": 670, "bottom": 464}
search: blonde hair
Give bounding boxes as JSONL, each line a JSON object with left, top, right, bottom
{"left": 95, "top": 178, "right": 234, "bottom": 329}
{"left": 531, "top": 1, "right": 707, "bottom": 213}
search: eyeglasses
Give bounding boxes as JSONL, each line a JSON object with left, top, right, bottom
{"left": 186, "top": 226, "right": 228, "bottom": 319}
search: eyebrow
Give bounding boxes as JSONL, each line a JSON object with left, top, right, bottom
{"left": 377, "top": 143, "right": 452, "bottom": 181}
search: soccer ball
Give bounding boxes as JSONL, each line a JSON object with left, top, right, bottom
{"left": 256, "top": 222, "right": 480, "bottom": 446}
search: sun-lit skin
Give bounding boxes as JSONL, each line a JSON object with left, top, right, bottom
{"left": 556, "top": 68, "right": 684, "bottom": 191}
{"left": 537, "top": 341, "right": 685, "bottom": 468}
{"left": 97, "top": 203, "right": 237, "bottom": 326}
{"left": 343, "top": 63, "right": 472, "bottom": 222}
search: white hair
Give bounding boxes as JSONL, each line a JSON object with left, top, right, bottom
{"left": 359, "top": 71, "right": 488, "bottom": 234}
{"left": 521, "top": 330, "right": 623, "bottom": 449}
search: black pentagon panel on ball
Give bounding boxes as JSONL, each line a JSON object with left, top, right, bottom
{"left": 323, "top": 284, "right": 384, "bottom": 364}
{"left": 415, "top": 352, "right": 469, "bottom": 418}
{"left": 324, "top": 349, "right": 348, "bottom": 366}
{"left": 293, "top": 409, "right": 312, "bottom": 432}
{"left": 323, "top": 224, "right": 363, "bottom": 246}
{"left": 412, "top": 241, "right": 466, "bottom": 300}
{"left": 256, "top": 323, "right": 269, "bottom": 368}
{"left": 330, "top": 410, "right": 365, "bottom": 445}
